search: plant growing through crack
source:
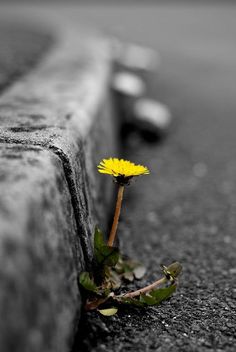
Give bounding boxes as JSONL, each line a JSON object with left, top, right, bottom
{"left": 80, "top": 158, "right": 182, "bottom": 316}
{"left": 98, "top": 158, "right": 149, "bottom": 246}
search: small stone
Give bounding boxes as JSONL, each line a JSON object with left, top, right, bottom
{"left": 133, "top": 266, "right": 146, "bottom": 279}
{"left": 112, "top": 72, "right": 145, "bottom": 98}
{"left": 123, "top": 271, "right": 134, "bottom": 282}
{"left": 133, "top": 98, "right": 172, "bottom": 140}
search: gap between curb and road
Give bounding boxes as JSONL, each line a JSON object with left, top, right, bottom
{"left": 0, "top": 23, "right": 119, "bottom": 352}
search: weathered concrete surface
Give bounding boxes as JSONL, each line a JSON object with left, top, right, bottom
{"left": 0, "top": 145, "right": 82, "bottom": 352}
{"left": 0, "top": 24, "right": 117, "bottom": 262}
{"left": 0, "top": 22, "right": 118, "bottom": 352}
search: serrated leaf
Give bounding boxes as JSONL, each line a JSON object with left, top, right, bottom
{"left": 79, "top": 272, "right": 98, "bottom": 293}
{"left": 133, "top": 266, "right": 146, "bottom": 279}
{"left": 98, "top": 307, "right": 118, "bottom": 316}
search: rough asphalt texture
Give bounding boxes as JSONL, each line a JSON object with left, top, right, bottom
{"left": 73, "top": 5, "right": 236, "bottom": 352}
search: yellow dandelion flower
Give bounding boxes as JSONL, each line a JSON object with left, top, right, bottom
{"left": 97, "top": 158, "right": 149, "bottom": 185}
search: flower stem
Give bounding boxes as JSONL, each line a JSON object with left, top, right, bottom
{"left": 122, "top": 277, "right": 167, "bottom": 298}
{"left": 107, "top": 185, "right": 124, "bottom": 247}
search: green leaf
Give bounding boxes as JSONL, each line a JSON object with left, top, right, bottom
{"left": 149, "top": 285, "right": 177, "bottom": 303}
{"left": 79, "top": 272, "right": 98, "bottom": 293}
{"left": 94, "top": 227, "right": 119, "bottom": 267}
{"left": 94, "top": 227, "right": 106, "bottom": 262}
{"left": 139, "top": 294, "right": 157, "bottom": 305}
{"left": 98, "top": 307, "right": 118, "bottom": 316}
{"left": 101, "top": 246, "right": 120, "bottom": 267}
{"left": 119, "top": 285, "right": 177, "bottom": 307}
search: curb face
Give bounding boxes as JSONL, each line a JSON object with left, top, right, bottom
{"left": 0, "top": 145, "right": 82, "bottom": 352}
{"left": 0, "top": 25, "right": 118, "bottom": 351}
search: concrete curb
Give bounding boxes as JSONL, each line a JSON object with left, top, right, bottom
{"left": 0, "top": 25, "right": 118, "bottom": 352}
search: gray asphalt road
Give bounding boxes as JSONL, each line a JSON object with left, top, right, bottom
{"left": 73, "top": 4, "right": 236, "bottom": 352}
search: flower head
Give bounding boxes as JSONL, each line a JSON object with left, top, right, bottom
{"left": 97, "top": 158, "right": 149, "bottom": 185}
